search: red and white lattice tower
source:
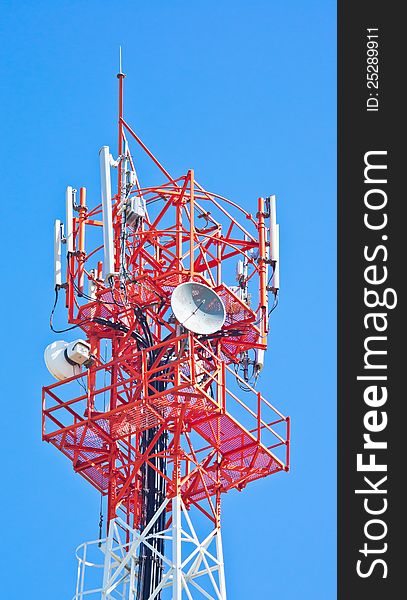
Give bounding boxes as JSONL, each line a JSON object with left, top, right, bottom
{"left": 42, "top": 66, "right": 290, "bottom": 600}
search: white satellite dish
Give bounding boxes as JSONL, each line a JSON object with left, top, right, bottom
{"left": 171, "top": 282, "right": 226, "bottom": 335}
{"left": 44, "top": 339, "right": 91, "bottom": 381}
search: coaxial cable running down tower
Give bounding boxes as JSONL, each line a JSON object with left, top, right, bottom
{"left": 42, "top": 65, "right": 290, "bottom": 600}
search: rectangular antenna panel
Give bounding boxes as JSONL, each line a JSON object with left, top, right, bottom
{"left": 54, "top": 219, "right": 63, "bottom": 288}
{"left": 269, "top": 195, "right": 278, "bottom": 261}
{"left": 273, "top": 224, "right": 280, "bottom": 290}
{"left": 99, "top": 146, "right": 115, "bottom": 280}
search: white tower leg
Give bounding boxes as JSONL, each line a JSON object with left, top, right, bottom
{"left": 216, "top": 529, "right": 227, "bottom": 600}
{"left": 172, "top": 495, "right": 183, "bottom": 600}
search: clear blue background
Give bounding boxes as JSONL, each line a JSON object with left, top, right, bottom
{"left": 0, "top": 1, "right": 336, "bottom": 598}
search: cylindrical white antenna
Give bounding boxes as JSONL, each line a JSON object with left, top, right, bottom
{"left": 272, "top": 224, "right": 280, "bottom": 291}
{"left": 88, "top": 269, "right": 97, "bottom": 300}
{"left": 65, "top": 186, "right": 74, "bottom": 253}
{"left": 99, "top": 145, "right": 116, "bottom": 280}
{"left": 54, "top": 219, "right": 63, "bottom": 288}
{"left": 269, "top": 195, "right": 278, "bottom": 261}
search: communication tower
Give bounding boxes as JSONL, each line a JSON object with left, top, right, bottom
{"left": 42, "top": 63, "right": 290, "bottom": 599}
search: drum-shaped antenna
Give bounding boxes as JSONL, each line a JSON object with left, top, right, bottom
{"left": 171, "top": 282, "right": 226, "bottom": 335}
{"left": 44, "top": 339, "right": 91, "bottom": 380}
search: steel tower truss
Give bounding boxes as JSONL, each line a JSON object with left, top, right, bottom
{"left": 42, "top": 72, "right": 290, "bottom": 599}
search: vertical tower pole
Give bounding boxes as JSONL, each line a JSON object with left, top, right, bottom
{"left": 117, "top": 66, "right": 125, "bottom": 197}
{"left": 172, "top": 495, "right": 183, "bottom": 600}
{"left": 189, "top": 169, "right": 195, "bottom": 279}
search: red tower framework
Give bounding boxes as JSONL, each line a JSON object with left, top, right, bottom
{"left": 42, "top": 68, "right": 290, "bottom": 599}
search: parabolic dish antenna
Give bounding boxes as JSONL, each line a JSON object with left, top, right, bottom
{"left": 44, "top": 339, "right": 90, "bottom": 380}
{"left": 171, "top": 282, "right": 226, "bottom": 335}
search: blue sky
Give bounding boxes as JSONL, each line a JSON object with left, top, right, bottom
{"left": 0, "top": 1, "right": 336, "bottom": 598}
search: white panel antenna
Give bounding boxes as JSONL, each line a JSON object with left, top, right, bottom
{"left": 54, "top": 219, "right": 63, "bottom": 288}
{"left": 88, "top": 269, "right": 97, "bottom": 300}
{"left": 272, "top": 223, "right": 280, "bottom": 290}
{"left": 255, "top": 348, "right": 265, "bottom": 372}
{"left": 268, "top": 195, "right": 280, "bottom": 291}
{"left": 269, "top": 195, "right": 278, "bottom": 261}
{"left": 236, "top": 260, "right": 244, "bottom": 283}
{"left": 99, "top": 146, "right": 116, "bottom": 280}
